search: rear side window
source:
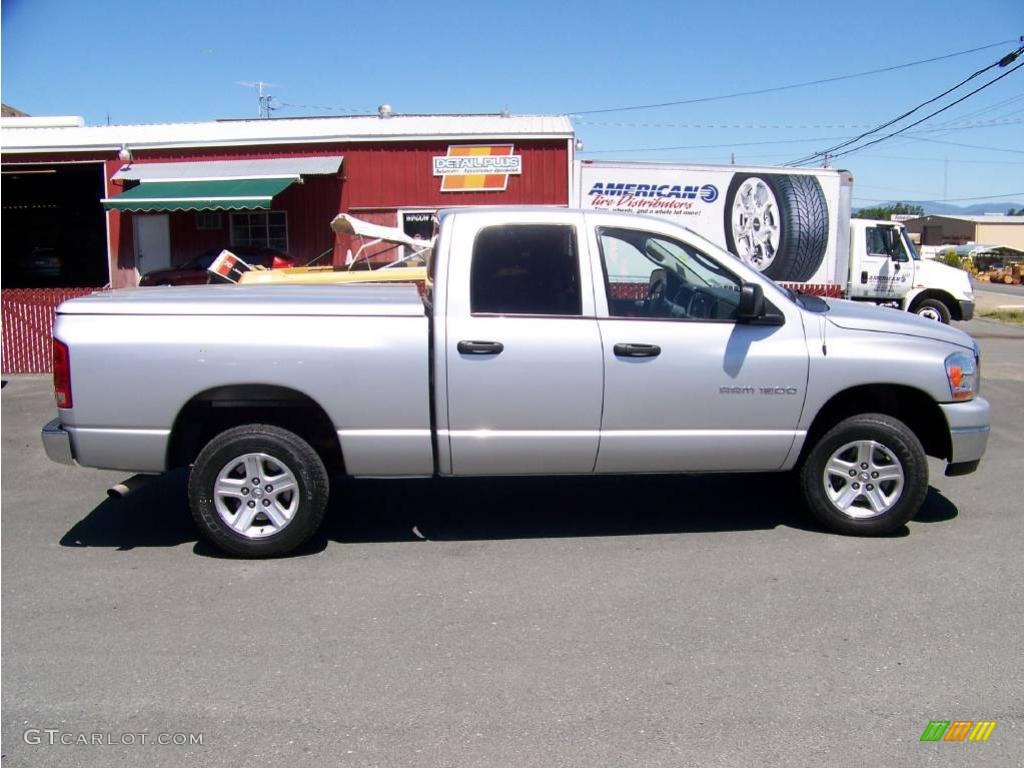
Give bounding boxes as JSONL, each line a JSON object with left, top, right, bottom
{"left": 470, "top": 224, "right": 581, "bottom": 316}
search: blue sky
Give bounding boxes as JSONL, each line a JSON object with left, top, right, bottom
{"left": 2, "top": 0, "right": 1022, "bottom": 208}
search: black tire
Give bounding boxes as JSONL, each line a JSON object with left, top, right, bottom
{"left": 188, "top": 424, "right": 330, "bottom": 557}
{"left": 724, "top": 173, "right": 829, "bottom": 282}
{"left": 912, "top": 297, "right": 952, "bottom": 324}
{"left": 799, "top": 413, "right": 928, "bottom": 536}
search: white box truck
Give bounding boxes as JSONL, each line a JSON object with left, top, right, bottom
{"left": 573, "top": 160, "right": 974, "bottom": 323}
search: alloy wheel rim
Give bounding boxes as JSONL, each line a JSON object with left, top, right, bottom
{"left": 822, "top": 439, "right": 905, "bottom": 519}
{"left": 213, "top": 452, "right": 300, "bottom": 539}
{"left": 731, "top": 178, "right": 781, "bottom": 272}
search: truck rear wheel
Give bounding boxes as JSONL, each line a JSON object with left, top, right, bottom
{"left": 724, "top": 173, "right": 829, "bottom": 282}
{"left": 799, "top": 414, "right": 928, "bottom": 536}
{"left": 188, "top": 424, "right": 329, "bottom": 557}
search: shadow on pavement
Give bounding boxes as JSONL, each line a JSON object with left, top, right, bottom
{"left": 912, "top": 486, "right": 959, "bottom": 524}
{"left": 322, "top": 473, "right": 817, "bottom": 545}
{"left": 59, "top": 469, "right": 197, "bottom": 551}
{"left": 59, "top": 470, "right": 960, "bottom": 555}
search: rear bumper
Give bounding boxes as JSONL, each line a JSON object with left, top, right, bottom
{"left": 940, "top": 397, "right": 990, "bottom": 467}
{"left": 958, "top": 299, "right": 975, "bottom": 322}
{"left": 41, "top": 418, "right": 75, "bottom": 465}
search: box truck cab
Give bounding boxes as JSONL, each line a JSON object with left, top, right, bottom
{"left": 847, "top": 218, "right": 974, "bottom": 323}
{"left": 573, "top": 160, "right": 974, "bottom": 323}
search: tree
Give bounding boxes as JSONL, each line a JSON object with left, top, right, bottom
{"left": 854, "top": 202, "right": 925, "bottom": 221}
{"left": 1007, "top": 207, "right": 1023, "bottom": 215}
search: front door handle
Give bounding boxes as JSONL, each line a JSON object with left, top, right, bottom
{"left": 458, "top": 340, "right": 504, "bottom": 355}
{"left": 614, "top": 343, "right": 661, "bottom": 358}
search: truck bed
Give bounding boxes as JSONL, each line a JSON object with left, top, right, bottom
{"left": 60, "top": 283, "right": 426, "bottom": 317}
{"left": 54, "top": 283, "right": 433, "bottom": 476}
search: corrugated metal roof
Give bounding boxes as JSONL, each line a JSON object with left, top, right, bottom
{"left": 910, "top": 214, "right": 1024, "bottom": 224}
{"left": 112, "top": 156, "right": 342, "bottom": 180}
{"left": 0, "top": 114, "right": 573, "bottom": 153}
{"left": 943, "top": 215, "right": 1024, "bottom": 224}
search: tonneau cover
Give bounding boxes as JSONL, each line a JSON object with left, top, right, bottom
{"left": 57, "top": 283, "right": 426, "bottom": 317}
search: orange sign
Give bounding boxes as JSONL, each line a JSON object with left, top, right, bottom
{"left": 433, "top": 145, "right": 523, "bottom": 192}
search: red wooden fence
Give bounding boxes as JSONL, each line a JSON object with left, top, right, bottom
{"left": 2, "top": 288, "right": 98, "bottom": 374}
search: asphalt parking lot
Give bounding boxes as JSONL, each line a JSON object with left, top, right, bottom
{"left": 2, "top": 316, "right": 1022, "bottom": 768}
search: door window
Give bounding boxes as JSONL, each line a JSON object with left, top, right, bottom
{"left": 470, "top": 224, "right": 581, "bottom": 316}
{"left": 597, "top": 227, "right": 742, "bottom": 321}
{"left": 865, "top": 226, "right": 910, "bottom": 262}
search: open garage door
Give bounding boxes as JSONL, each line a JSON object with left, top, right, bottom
{"left": 1, "top": 163, "right": 108, "bottom": 288}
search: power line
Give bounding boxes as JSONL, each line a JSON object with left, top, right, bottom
{"left": 576, "top": 117, "right": 1024, "bottom": 155}
{"left": 567, "top": 39, "right": 1018, "bottom": 116}
{"left": 787, "top": 43, "right": 1024, "bottom": 166}
{"left": 931, "top": 91, "right": 1024, "bottom": 125}
{"left": 573, "top": 115, "right": 1020, "bottom": 131}
{"left": 903, "top": 134, "right": 1024, "bottom": 154}
{"left": 854, "top": 191, "right": 1024, "bottom": 203}
{"left": 580, "top": 135, "right": 851, "bottom": 154}
{"left": 794, "top": 59, "right": 1024, "bottom": 165}
{"left": 278, "top": 102, "right": 369, "bottom": 114}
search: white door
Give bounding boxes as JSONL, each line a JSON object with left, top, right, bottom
{"left": 133, "top": 215, "right": 171, "bottom": 277}
{"left": 850, "top": 224, "right": 911, "bottom": 300}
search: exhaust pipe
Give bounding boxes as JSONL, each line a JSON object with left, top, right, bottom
{"left": 107, "top": 474, "right": 154, "bottom": 499}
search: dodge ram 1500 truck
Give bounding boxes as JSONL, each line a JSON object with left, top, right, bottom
{"left": 42, "top": 207, "right": 990, "bottom": 557}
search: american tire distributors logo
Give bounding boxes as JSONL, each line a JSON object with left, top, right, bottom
{"left": 433, "top": 145, "right": 522, "bottom": 192}
{"left": 920, "top": 720, "right": 997, "bottom": 742}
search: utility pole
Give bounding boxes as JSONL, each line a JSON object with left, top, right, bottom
{"left": 943, "top": 155, "right": 949, "bottom": 204}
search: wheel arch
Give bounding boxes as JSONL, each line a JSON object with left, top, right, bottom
{"left": 800, "top": 384, "right": 951, "bottom": 464}
{"left": 167, "top": 384, "right": 345, "bottom": 473}
{"left": 907, "top": 289, "right": 961, "bottom": 321}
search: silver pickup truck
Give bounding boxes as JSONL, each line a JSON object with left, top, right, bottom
{"left": 43, "top": 207, "right": 990, "bottom": 557}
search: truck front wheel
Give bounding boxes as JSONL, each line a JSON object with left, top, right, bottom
{"left": 912, "top": 298, "right": 952, "bottom": 324}
{"left": 799, "top": 414, "right": 928, "bottom": 536}
{"left": 188, "top": 424, "right": 330, "bottom": 557}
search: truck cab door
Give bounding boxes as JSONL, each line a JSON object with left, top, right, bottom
{"left": 587, "top": 220, "right": 809, "bottom": 473}
{"left": 438, "top": 214, "right": 604, "bottom": 475}
{"left": 850, "top": 224, "right": 911, "bottom": 300}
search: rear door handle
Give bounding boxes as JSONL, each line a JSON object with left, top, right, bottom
{"left": 457, "top": 340, "right": 504, "bottom": 355}
{"left": 613, "top": 343, "right": 661, "bottom": 358}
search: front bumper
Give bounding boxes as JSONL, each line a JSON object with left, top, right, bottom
{"left": 41, "top": 418, "right": 75, "bottom": 465}
{"left": 939, "top": 397, "right": 990, "bottom": 472}
{"left": 958, "top": 299, "right": 975, "bottom": 321}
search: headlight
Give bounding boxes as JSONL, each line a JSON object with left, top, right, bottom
{"left": 945, "top": 351, "right": 977, "bottom": 401}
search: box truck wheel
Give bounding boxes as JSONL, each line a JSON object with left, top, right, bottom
{"left": 725, "top": 173, "right": 829, "bottom": 282}
{"left": 188, "top": 424, "right": 330, "bottom": 557}
{"left": 911, "top": 298, "right": 951, "bottom": 324}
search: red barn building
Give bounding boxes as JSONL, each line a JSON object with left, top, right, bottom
{"left": 2, "top": 112, "right": 574, "bottom": 288}
{"left": 1, "top": 113, "right": 574, "bottom": 371}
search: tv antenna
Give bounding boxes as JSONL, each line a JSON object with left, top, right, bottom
{"left": 238, "top": 81, "right": 281, "bottom": 118}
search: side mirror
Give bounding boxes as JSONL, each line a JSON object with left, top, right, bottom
{"left": 737, "top": 283, "right": 765, "bottom": 320}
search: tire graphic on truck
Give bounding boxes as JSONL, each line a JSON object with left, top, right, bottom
{"left": 724, "top": 173, "right": 829, "bottom": 282}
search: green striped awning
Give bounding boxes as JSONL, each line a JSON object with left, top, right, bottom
{"left": 101, "top": 178, "right": 296, "bottom": 212}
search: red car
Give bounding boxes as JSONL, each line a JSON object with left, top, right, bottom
{"left": 139, "top": 247, "right": 295, "bottom": 286}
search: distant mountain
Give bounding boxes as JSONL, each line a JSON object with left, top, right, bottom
{"left": 857, "top": 200, "right": 1024, "bottom": 216}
